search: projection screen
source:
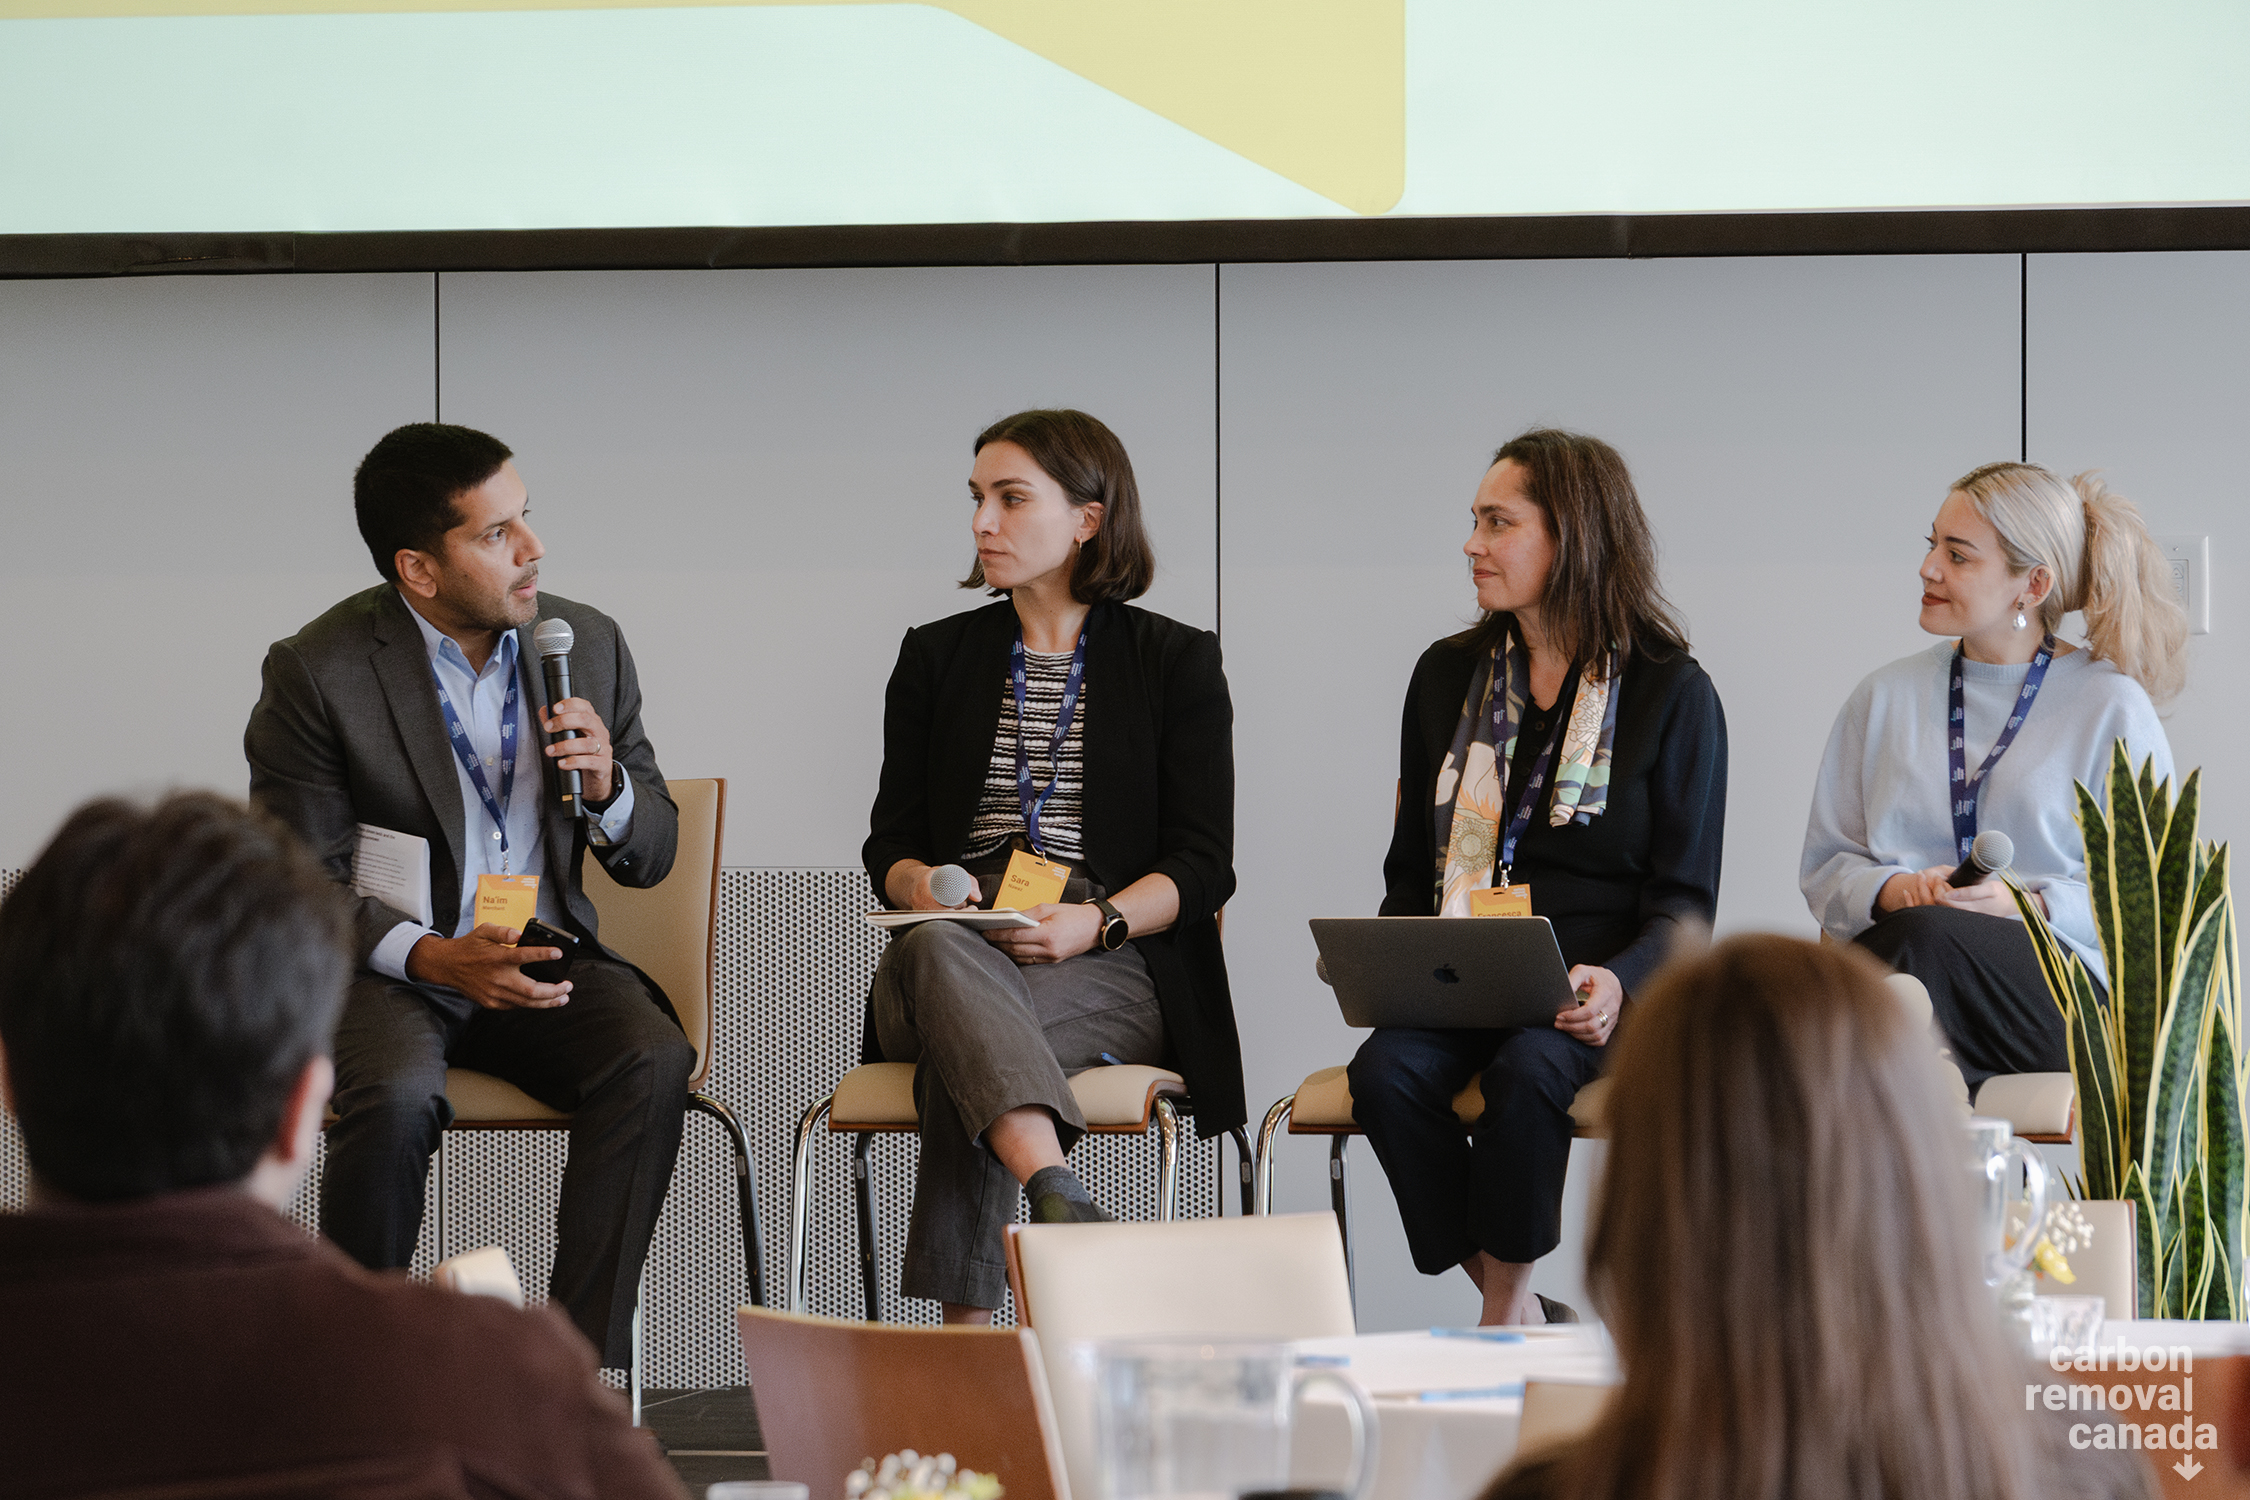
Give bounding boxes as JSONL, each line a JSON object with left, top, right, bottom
{"left": 2, "top": 0, "right": 2246, "bottom": 236}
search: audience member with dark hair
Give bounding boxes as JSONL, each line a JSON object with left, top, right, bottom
{"left": 1479, "top": 934, "right": 2154, "bottom": 1500}
{"left": 1350, "top": 429, "right": 1727, "bottom": 1325}
{"left": 864, "top": 407, "right": 1241, "bottom": 1323}
{"left": 0, "top": 793, "right": 684, "bottom": 1499}
{"left": 246, "top": 421, "right": 694, "bottom": 1370}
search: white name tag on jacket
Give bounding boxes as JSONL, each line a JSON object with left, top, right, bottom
{"left": 352, "top": 824, "right": 434, "bottom": 928}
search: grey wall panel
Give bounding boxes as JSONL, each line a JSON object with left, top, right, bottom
{"left": 1219, "top": 255, "right": 2019, "bottom": 1332}
{"left": 0, "top": 274, "right": 435, "bottom": 868}
{"left": 436, "top": 266, "right": 1219, "bottom": 868}
{"left": 2027, "top": 252, "right": 2250, "bottom": 848}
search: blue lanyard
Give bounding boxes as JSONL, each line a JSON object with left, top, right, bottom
{"left": 1948, "top": 634, "right": 2055, "bottom": 859}
{"left": 432, "top": 661, "right": 522, "bottom": 874}
{"left": 1011, "top": 629, "right": 1088, "bottom": 859}
{"left": 1492, "top": 664, "right": 1570, "bottom": 884}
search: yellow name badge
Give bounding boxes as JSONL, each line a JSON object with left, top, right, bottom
{"left": 997, "top": 849, "right": 1070, "bottom": 911}
{"left": 475, "top": 873, "right": 541, "bottom": 937}
{"left": 1469, "top": 885, "right": 1534, "bottom": 918}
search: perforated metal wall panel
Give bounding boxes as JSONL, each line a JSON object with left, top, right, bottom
{"left": 0, "top": 867, "right": 1223, "bottom": 1387}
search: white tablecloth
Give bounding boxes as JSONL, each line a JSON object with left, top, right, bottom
{"left": 1287, "top": 1322, "right": 2250, "bottom": 1500}
{"left": 1289, "top": 1329, "right": 1617, "bottom": 1500}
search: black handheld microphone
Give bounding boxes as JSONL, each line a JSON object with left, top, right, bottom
{"left": 532, "top": 618, "right": 582, "bottom": 813}
{"left": 1947, "top": 829, "right": 2015, "bottom": 888}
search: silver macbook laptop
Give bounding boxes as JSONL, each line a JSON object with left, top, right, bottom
{"left": 1310, "top": 916, "right": 1577, "bottom": 1029}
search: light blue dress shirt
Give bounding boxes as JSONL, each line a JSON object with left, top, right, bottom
{"left": 370, "top": 595, "right": 637, "bottom": 982}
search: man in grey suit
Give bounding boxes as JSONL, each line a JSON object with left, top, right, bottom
{"left": 245, "top": 422, "right": 693, "bottom": 1369}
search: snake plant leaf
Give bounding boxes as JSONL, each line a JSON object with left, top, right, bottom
{"left": 2081, "top": 777, "right": 2119, "bottom": 996}
{"left": 2127, "top": 1161, "right": 2160, "bottom": 1319}
{"left": 2013, "top": 881, "right": 2121, "bottom": 1200}
{"left": 2108, "top": 746, "right": 2165, "bottom": 1169}
{"left": 2204, "top": 997, "right": 2245, "bottom": 1320}
{"left": 2147, "top": 891, "right": 2221, "bottom": 1212}
{"left": 2183, "top": 1156, "right": 2214, "bottom": 1319}
{"left": 2143, "top": 757, "right": 2170, "bottom": 842}
{"left": 2158, "top": 769, "right": 2203, "bottom": 997}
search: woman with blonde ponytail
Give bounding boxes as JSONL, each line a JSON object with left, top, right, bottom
{"left": 1800, "top": 463, "right": 2183, "bottom": 1092}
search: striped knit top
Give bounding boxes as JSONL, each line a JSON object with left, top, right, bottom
{"left": 965, "top": 647, "right": 1086, "bottom": 862}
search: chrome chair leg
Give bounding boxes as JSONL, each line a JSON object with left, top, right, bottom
{"left": 629, "top": 1283, "right": 644, "bottom": 1427}
{"left": 1154, "top": 1096, "right": 1182, "bottom": 1221}
{"left": 1253, "top": 1094, "right": 1296, "bottom": 1216}
{"left": 1228, "top": 1126, "right": 1255, "bottom": 1215}
{"left": 689, "top": 1090, "right": 765, "bottom": 1308}
{"left": 851, "top": 1132, "right": 881, "bottom": 1322}
{"left": 788, "top": 1095, "right": 833, "bottom": 1314}
{"left": 1329, "top": 1135, "right": 1354, "bottom": 1310}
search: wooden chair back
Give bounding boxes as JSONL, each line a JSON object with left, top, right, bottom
{"left": 736, "top": 1306, "right": 1070, "bottom": 1500}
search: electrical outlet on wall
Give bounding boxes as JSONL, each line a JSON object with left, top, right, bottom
{"left": 2157, "top": 536, "right": 2210, "bottom": 635}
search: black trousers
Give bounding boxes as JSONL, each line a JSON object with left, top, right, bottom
{"left": 1854, "top": 906, "right": 2068, "bottom": 1093}
{"left": 320, "top": 956, "right": 694, "bottom": 1367}
{"left": 1348, "top": 1024, "right": 1603, "bottom": 1273}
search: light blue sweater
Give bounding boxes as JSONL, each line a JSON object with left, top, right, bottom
{"left": 1801, "top": 641, "right": 2173, "bottom": 982}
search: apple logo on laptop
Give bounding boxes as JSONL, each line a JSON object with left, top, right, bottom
{"left": 1432, "top": 965, "right": 1460, "bottom": 984}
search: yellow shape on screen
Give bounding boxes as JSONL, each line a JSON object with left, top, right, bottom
{"left": 0, "top": 0, "right": 1406, "bottom": 214}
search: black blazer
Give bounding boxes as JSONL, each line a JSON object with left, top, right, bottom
{"left": 1381, "top": 629, "right": 1727, "bottom": 997}
{"left": 863, "top": 599, "right": 1244, "bottom": 1134}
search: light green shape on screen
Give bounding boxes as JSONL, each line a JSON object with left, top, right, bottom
{"left": 0, "top": 5, "right": 1342, "bottom": 233}
{"left": 1397, "top": 0, "right": 2250, "bottom": 216}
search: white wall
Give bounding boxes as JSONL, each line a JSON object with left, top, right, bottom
{"left": 435, "top": 265, "right": 1219, "bottom": 868}
{"left": 2027, "top": 251, "right": 2250, "bottom": 840}
{"left": 0, "top": 274, "right": 432, "bottom": 838}
{"left": 2, "top": 251, "right": 2243, "bottom": 1334}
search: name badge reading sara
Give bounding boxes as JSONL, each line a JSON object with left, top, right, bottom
{"left": 997, "top": 849, "right": 1070, "bottom": 911}
{"left": 1469, "top": 885, "right": 1534, "bottom": 918}
{"left": 476, "top": 872, "right": 542, "bottom": 937}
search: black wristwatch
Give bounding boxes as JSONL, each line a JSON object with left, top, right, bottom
{"left": 1085, "top": 895, "right": 1130, "bottom": 951}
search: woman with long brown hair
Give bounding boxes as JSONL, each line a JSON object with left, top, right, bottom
{"left": 1481, "top": 934, "right": 2154, "bottom": 1500}
{"left": 1349, "top": 428, "right": 1727, "bottom": 1325}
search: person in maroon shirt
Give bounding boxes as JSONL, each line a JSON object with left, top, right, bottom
{"left": 0, "top": 792, "right": 684, "bottom": 1500}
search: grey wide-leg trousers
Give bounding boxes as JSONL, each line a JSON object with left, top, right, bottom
{"left": 871, "top": 919, "right": 1164, "bottom": 1308}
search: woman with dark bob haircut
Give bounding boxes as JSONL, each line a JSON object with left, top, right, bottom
{"left": 861, "top": 408, "right": 1241, "bottom": 1323}
{"left": 1350, "top": 429, "right": 1727, "bottom": 1324}
{"left": 1481, "top": 934, "right": 2154, "bottom": 1500}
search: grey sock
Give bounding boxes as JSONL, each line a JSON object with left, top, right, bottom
{"left": 1027, "top": 1165, "right": 1092, "bottom": 1205}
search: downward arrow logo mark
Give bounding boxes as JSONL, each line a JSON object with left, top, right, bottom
{"left": 2175, "top": 1455, "right": 2204, "bottom": 1481}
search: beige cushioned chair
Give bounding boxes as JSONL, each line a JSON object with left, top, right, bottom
{"left": 1002, "top": 1212, "right": 1356, "bottom": 1500}
{"left": 787, "top": 1060, "right": 1210, "bottom": 1318}
{"left": 433, "top": 779, "right": 762, "bottom": 1417}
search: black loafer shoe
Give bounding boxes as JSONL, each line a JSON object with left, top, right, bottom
{"left": 1536, "top": 1294, "right": 1581, "bottom": 1324}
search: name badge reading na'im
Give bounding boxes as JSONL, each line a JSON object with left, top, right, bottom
{"left": 476, "top": 872, "right": 542, "bottom": 937}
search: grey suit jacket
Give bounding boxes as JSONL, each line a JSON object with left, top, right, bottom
{"left": 245, "top": 585, "right": 678, "bottom": 1007}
